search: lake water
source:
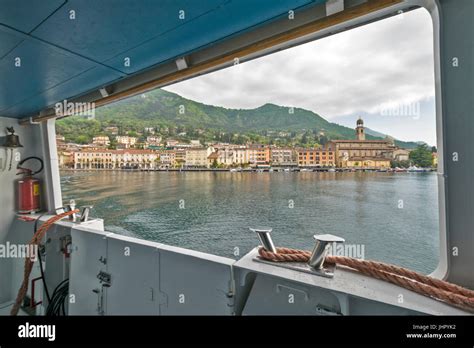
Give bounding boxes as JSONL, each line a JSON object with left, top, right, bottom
{"left": 60, "top": 171, "right": 440, "bottom": 274}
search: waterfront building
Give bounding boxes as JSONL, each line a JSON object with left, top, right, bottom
{"left": 216, "top": 147, "right": 234, "bottom": 166}
{"left": 175, "top": 149, "right": 186, "bottom": 167}
{"left": 92, "top": 136, "right": 110, "bottom": 148}
{"left": 213, "top": 146, "right": 248, "bottom": 167}
{"left": 246, "top": 144, "right": 270, "bottom": 166}
{"left": 328, "top": 118, "right": 396, "bottom": 169}
{"left": 73, "top": 149, "right": 158, "bottom": 169}
{"left": 393, "top": 148, "right": 410, "bottom": 162}
{"left": 271, "top": 148, "right": 297, "bottom": 166}
{"left": 115, "top": 135, "right": 137, "bottom": 149}
{"left": 159, "top": 150, "right": 176, "bottom": 167}
{"left": 118, "top": 150, "right": 157, "bottom": 169}
{"left": 297, "top": 147, "right": 335, "bottom": 167}
{"left": 344, "top": 157, "right": 391, "bottom": 168}
{"left": 233, "top": 148, "right": 248, "bottom": 165}
{"left": 185, "top": 147, "right": 213, "bottom": 168}
{"left": 58, "top": 150, "right": 74, "bottom": 168}
{"left": 207, "top": 151, "right": 219, "bottom": 167}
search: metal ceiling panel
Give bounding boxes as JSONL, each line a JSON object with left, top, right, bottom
{"left": 0, "top": 0, "right": 65, "bottom": 33}
{"left": 0, "top": 29, "right": 23, "bottom": 58}
{"left": 1, "top": 66, "right": 123, "bottom": 118}
{"left": 0, "top": 0, "right": 325, "bottom": 119}
{"left": 0, "top": 39, "right": 99, "bottom": 113}
{"left": 31, "top": 0, "right": 229, "bottom": 63}
{"left": 104, "top": 0, "right": 318, "bottom": 74}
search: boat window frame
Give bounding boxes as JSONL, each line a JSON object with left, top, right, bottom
{"left": 49, "top": 0, "right": 447, "bottom": 279}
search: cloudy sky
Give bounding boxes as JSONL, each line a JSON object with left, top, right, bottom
{"left": 165, "top": 8, "right": 436, "bottom": 145}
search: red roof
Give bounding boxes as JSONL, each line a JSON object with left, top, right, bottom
{"left": 329, "top": 140, "right": 391, "bottom": 143}
{"left": 76, "top": 149, "right": 156, "bottom": 154}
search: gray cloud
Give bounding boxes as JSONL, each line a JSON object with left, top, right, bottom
{"left": 165, "top": 8, "right": 435, "bottom": 144}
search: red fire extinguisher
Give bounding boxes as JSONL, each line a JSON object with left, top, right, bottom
{"left": 16, "top": 156, "right": 44, "bottom": 214}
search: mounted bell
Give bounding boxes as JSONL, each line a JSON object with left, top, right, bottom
{"left": 4, "top": 127, "right": 23, "bottom": 148}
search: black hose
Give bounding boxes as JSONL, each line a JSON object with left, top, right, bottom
{"left": 33, "top": 207, "right": 68, "bottom": 305}
{"left": 17, "top": 156, "right": 44, "bottom": 175}
{"left": 46, "top": 279, "right": 69, "bottom": 316}
{"left": 34, "top": 212, "right": 51, "bottom": 303}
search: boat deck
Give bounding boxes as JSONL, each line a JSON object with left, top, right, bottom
{"left": 3, "top": 215, "right": 469, "bottom": 316}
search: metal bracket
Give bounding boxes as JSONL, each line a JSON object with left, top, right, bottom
{"left": 326, "top": 0, "right": 344, "bottom": 16}
{"left": 60, "top": 235, "right": 72, "bottom": 257}
{"left": 175, "top": 57, "right": 188, "bottom": 70}
{"left": 253, "top": 257, "right": 336, "bottom": 278}
{"left": 29, "top": 116, "right": 42, "bottom": 125}
{"left": 97, "top": 271, "right": 111, "bottom": 286}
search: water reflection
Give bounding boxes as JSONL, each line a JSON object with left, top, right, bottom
{"left": 61, "top": 171, "right": 439, "bottom": 273}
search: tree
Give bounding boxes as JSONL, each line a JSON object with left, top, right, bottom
{"left": 409, "top": 144, "right": 433, "bottom": 168}
{"left": 235, "top": 135, "right": 246, "bottom": 145}
{"left": 108, "top": 138, "right": 118, "bottom": 149}
{"left": 391, "top": 160, "right": 410, "bottom": 168}
{"left": 75, "top": 135, "right": 89, "bottom": 144}
{"left": 301, "top": 132, "right": 309, "bottom": 144}
{"left": 319, "top": 135, "right": 328, "bottom": 145}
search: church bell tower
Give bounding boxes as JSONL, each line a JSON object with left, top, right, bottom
{"left": 356, "top": 118, "right": 365, "bottom": 141}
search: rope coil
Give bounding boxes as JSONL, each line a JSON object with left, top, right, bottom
{"left": 10, "top": 209, "right": 79, "bottom": 316}
{"left": 258, "top": 247, "right": 474, "bottom": 313}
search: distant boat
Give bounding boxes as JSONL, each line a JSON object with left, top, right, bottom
{"left": 283, "top": 168, "right": 290, "bottom": 172}
{"left": 230, "top": 168, "right": 238, "bottom": 172}
{"left": 328, "top": 168, "right": 336, "bottom": 172}
{"left": 407, "top": 165, "right": 429, "bottom": 172}
{"left": 394, "top": 167, "right": 407, "bottom": 173}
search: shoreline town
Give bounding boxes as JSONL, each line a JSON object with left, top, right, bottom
{"left": 58, "top": 119, "right": 437, "bottom": 172}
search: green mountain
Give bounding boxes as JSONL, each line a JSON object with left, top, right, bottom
{"left": 57, "top": 88, "right": 419, "bottom": 148}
